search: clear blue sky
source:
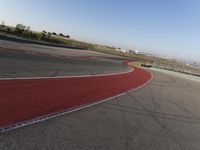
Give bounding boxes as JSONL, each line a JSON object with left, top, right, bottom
{"left": 0, "top": 0, "right": 200, "bottom": 63}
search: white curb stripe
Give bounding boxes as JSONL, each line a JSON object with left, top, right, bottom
{"left": 0, "top": 69, "right": 153, "bottom": 134}
{"left": 0, "top": 68, "right": 133, "bottom": 80}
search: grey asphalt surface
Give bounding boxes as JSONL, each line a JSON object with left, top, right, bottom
{"left": 0, "top": 40, "right": 131, "bottom": 78}
{"left": 1, "top": 40, "right": 200, "bottom": 150}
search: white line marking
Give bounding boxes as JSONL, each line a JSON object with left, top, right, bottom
{"left": 0, "top": 68, "right": 153, "bottom": 134}
{"left": 0, "top": 68, "right": 133, "bottom": 80}
{"left": 0, "top": 47, "right": 133, "bottom": 80}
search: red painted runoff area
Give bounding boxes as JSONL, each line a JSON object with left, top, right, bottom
{"left": 0, "top": 66, "right": 151, "bottom": 129}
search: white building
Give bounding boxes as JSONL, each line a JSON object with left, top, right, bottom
{"left": 128, "top": 50, "right": 139, "bottom": 54}
{"left": 115, "top": 48, "right": 128, "bottom": 53}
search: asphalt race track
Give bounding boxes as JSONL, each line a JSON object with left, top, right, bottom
{"left": 0, "top": 40, "right": 131, "bottom": 77}
{"left": 0, "top": 62, "right": 151, "bottom": 130}
{"left": 1, "top": 40, "right": 200, "bottom": 150}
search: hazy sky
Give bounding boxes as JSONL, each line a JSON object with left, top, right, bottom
{"left": 0, "top": 0, "right": 200, "bottom": 63}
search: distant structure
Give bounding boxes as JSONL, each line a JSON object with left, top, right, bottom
{"left": 158, "top": 56, "right": 174, "bottom": 60}
{"left": 115, "top": 48, "right": 128, "bottom": 53}
{"left": 115, "top": 48, "right": 140, "bottom": 54}
{"left": 128, "top": 50, "right": 140, "bottom": 54}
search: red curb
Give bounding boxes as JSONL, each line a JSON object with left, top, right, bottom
{"left": 0, "top": 63, "right": 151, "bottom": 129}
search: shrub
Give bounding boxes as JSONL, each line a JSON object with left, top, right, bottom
{"left": 15, "top": 24, "right": 26, "bottom": 33}
{"left": 65, "top": 35, "right": 70, "bottom": 38}
{"left": 6, "top": 28, "right": 11, "bottom": 32}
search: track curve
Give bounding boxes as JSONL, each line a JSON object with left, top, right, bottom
{"left": 0, "top": 40, "right": 131, "bottom": 77}
{"left": 0, "top": 61, "right": 152, "bottom": 132}
{"left": 1, "top": 40, "right": 200, "bottom": 149}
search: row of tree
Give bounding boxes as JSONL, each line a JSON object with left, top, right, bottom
{"left": 0, "top": 22, "right": 70, "bottom": 40}
{"left": 15, "top": 24, "right": 30, "bottom": 33}
{"left": 42, "top": 30, "right": 70, "bottom": 39}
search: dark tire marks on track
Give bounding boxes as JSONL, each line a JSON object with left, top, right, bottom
{"left": 1, "top": 41, "right": 200, "bottom": 149}
{"left": 126, "top": 92, "right": 184, "bottom": 150}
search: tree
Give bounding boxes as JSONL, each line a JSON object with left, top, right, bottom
{"left": 6, "top": 28, "right": 11, "bottom": 32}
{"left": 65, "top": 35, "right": 70, "bottom": 38}
{"left": 15, "top": 24, "right": 26, "bottom": 33}
{"left": 52, "top": 32, "right": 57, "bottom": 35}
{"left": 40, "top": 31, "right": 46, "bottom": 39}
{"left": 59, "top": 33, "right": 64, "bottom": 36}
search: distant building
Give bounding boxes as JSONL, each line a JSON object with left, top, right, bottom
{"left": 128, "top": 50, "right": 139, "bottom": 54}
{"left": 115, "top": 48, "right": 121, "bottom": 51}
{"left": 115, "top": 48, "right": 128, "bottom": 53}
